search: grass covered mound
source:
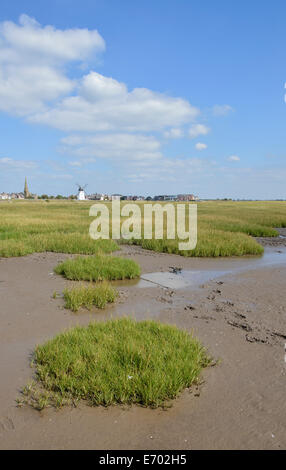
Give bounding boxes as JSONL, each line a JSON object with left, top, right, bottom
{"left": 23, "top": 318, "right": 210, "bottom": 409}
{"left": 55, "top": 255, "right": 141, "bottom": 281}
{"left": 129, "top": 228, "right": 264, "bottom": 257}
{"left": 63, "top": 282, "right": 118, "bottom": 312}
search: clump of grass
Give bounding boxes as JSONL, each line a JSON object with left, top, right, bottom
{"left": 31, "top": 234, "right": 119, "bottom": 255}
{"left": 0, "top": 239, "right": 35, "bottom": 257}
{"left": 54, "top": 255, "right": 141, "bottom": 281}
{"left": 129, "top": 228, "right": 264, "bottom": 257}
{"left": 63, "top": 282, "right": 118, "bottom": 312}
{"left": 22, "top": 318, "right": 211, "bottom": 408}
{"left": 0, "top": 235, "right": 118, "bottom": 258}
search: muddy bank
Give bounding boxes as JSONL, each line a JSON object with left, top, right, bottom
{"left": 0, "top": 247, "right": 286, "bottom": 449}
{"left": 256, "top": 227, "right": 286, "bottom": 247}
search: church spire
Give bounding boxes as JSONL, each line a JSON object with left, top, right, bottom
{"left": 24, "top": 177, "right": 30, "bottom": 198}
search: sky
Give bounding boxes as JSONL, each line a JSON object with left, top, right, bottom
{"left": 0, "top": 0, "right": 285, "bottom": 199}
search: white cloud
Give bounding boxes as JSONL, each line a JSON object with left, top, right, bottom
{"left": 228, "top": 155, "right": 240, "bottom": 161}
{"left": 195, "top": 142, "right": 207, "bottom": 151}
{"left": 61, "top": 133, "right": 162, "bottom": 161}
{"left": 163, "top": 128, "right": 184, "bottom": 139}
{"left": 0, "top": 14, "right": 212, "bottom": 183}
{"left": 126, "top": 157, "right": 216, "bottom": 183}
{"left": 68, "top": 157, "right": 97, "bottom": 167}
{"left": 80, "top": 72, "right": 126, "bottom": 101}
{"left": 0, "top": 15, "right": 105, "bottom": 115}
{"left": 189, "top": 124, "right": 210, "bottom": 139}
{"left": 30, "top": 71, "right": 199, "bottom": 132}
{"left": 0, "top": 157, "right": 37, "bottom": 169}
{"left": 212, "top": 104, "right": 233, "bottom": 116}
{"left": 0, "top": 14, "right": 105, "bottom": 64}
{"left": 0, "top": 65, "right": 73, "bottom": 115}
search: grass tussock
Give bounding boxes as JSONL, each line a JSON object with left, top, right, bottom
{"left": 0, "top": 235, "right": 118, "bottom": 258}
{"left": 129, "top": 228, "right": 264, "bottom": 257}
{"left": 63, "top": 282, "right": 118, "bottom": 312}
{"left": 55, "top": 255, "right": 141, "bottom": 281}
{"left": 21, "top": 318, "right": 210, "bottom": 409}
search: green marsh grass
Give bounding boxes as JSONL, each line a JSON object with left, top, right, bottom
{"left": 55, "top": 255, "right": 141, "bottom": 281}
{"left": 63, "top": 282, "right": 118, "bottom": 312}
{"left": 23, "top": 318, "right": 210, "bottom": 408}
{"left": 0, "top": 233, "right": 118, "bottom": 257}
{"left": 0, "top": 200, "right": 118, "bottom": 257}
{"left": 1, "top": 199, "right": 286, "bottom": 257}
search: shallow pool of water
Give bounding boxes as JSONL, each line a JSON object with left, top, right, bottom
{"left": 137, "top": 247, "right": 286, "bottom": 289}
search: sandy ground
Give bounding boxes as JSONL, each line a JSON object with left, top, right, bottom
{"left": 0, "top": 238, "right": 286, "bottom": 449}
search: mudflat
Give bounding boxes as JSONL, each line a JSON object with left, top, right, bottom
{"left": 0, "top": 244, "right": 285, "bottom": 449}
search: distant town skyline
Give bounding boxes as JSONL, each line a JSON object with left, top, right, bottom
{"left": 1, "top": 176, "right": 284, "bottom": 201}
{"left": 0, "top": 177, "right": 200, "bottom": 200}
{"left": 0, "top": 1, "right": 286, "bottom": 199}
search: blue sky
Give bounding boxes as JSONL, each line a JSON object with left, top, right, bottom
{"left": 0, "top": 0, "right": 285, "bottom": 198}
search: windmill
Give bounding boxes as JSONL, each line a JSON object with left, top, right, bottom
{"left": 76, "top": 183, "right": 87, "bottom": 201}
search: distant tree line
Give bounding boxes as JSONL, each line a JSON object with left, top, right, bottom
{"left": 38, "top": 195, "right": 77, "bottom": 200}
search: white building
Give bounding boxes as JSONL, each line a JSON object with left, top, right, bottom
{"left": 0, "top": 193, "right": 10, "bottom": 200}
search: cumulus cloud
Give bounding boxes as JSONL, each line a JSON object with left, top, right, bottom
{"left": 80, "top": 72, "right": 126, "bottom": 101}
{"left": 0, "top": 15, "right": 105, "bottom": 115}
{"left": 0, "top": 14, "right": 209, "bottom": 175}
{"left": 189, "top": 124, "right": 210, "bottom": 139}
{"left": 212, "top": 104, "right": 233, "bottom": 116}
{"left": 61, "top": 133, "right": 163, "bottom": 161}
{"left": 30, "top": 71, "right": 199, "bottom": 132}
{"left": 0, "top": 14, "right": 105, "bottom": 64}
{"left": 0, "top": 65, "right": 73, "bottom": 115}
{"left": 228, "top": 155, "right": 240, "bottom": 161}
{"left": 163, "top": 128, "right": 184, "bottom": 139}
{"left": 195, "top": 142, "right": 207, "bottom": 151}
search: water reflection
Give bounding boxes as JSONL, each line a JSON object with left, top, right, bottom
{"left": 137, "top": 247, "right": 286, "bottom": 289}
